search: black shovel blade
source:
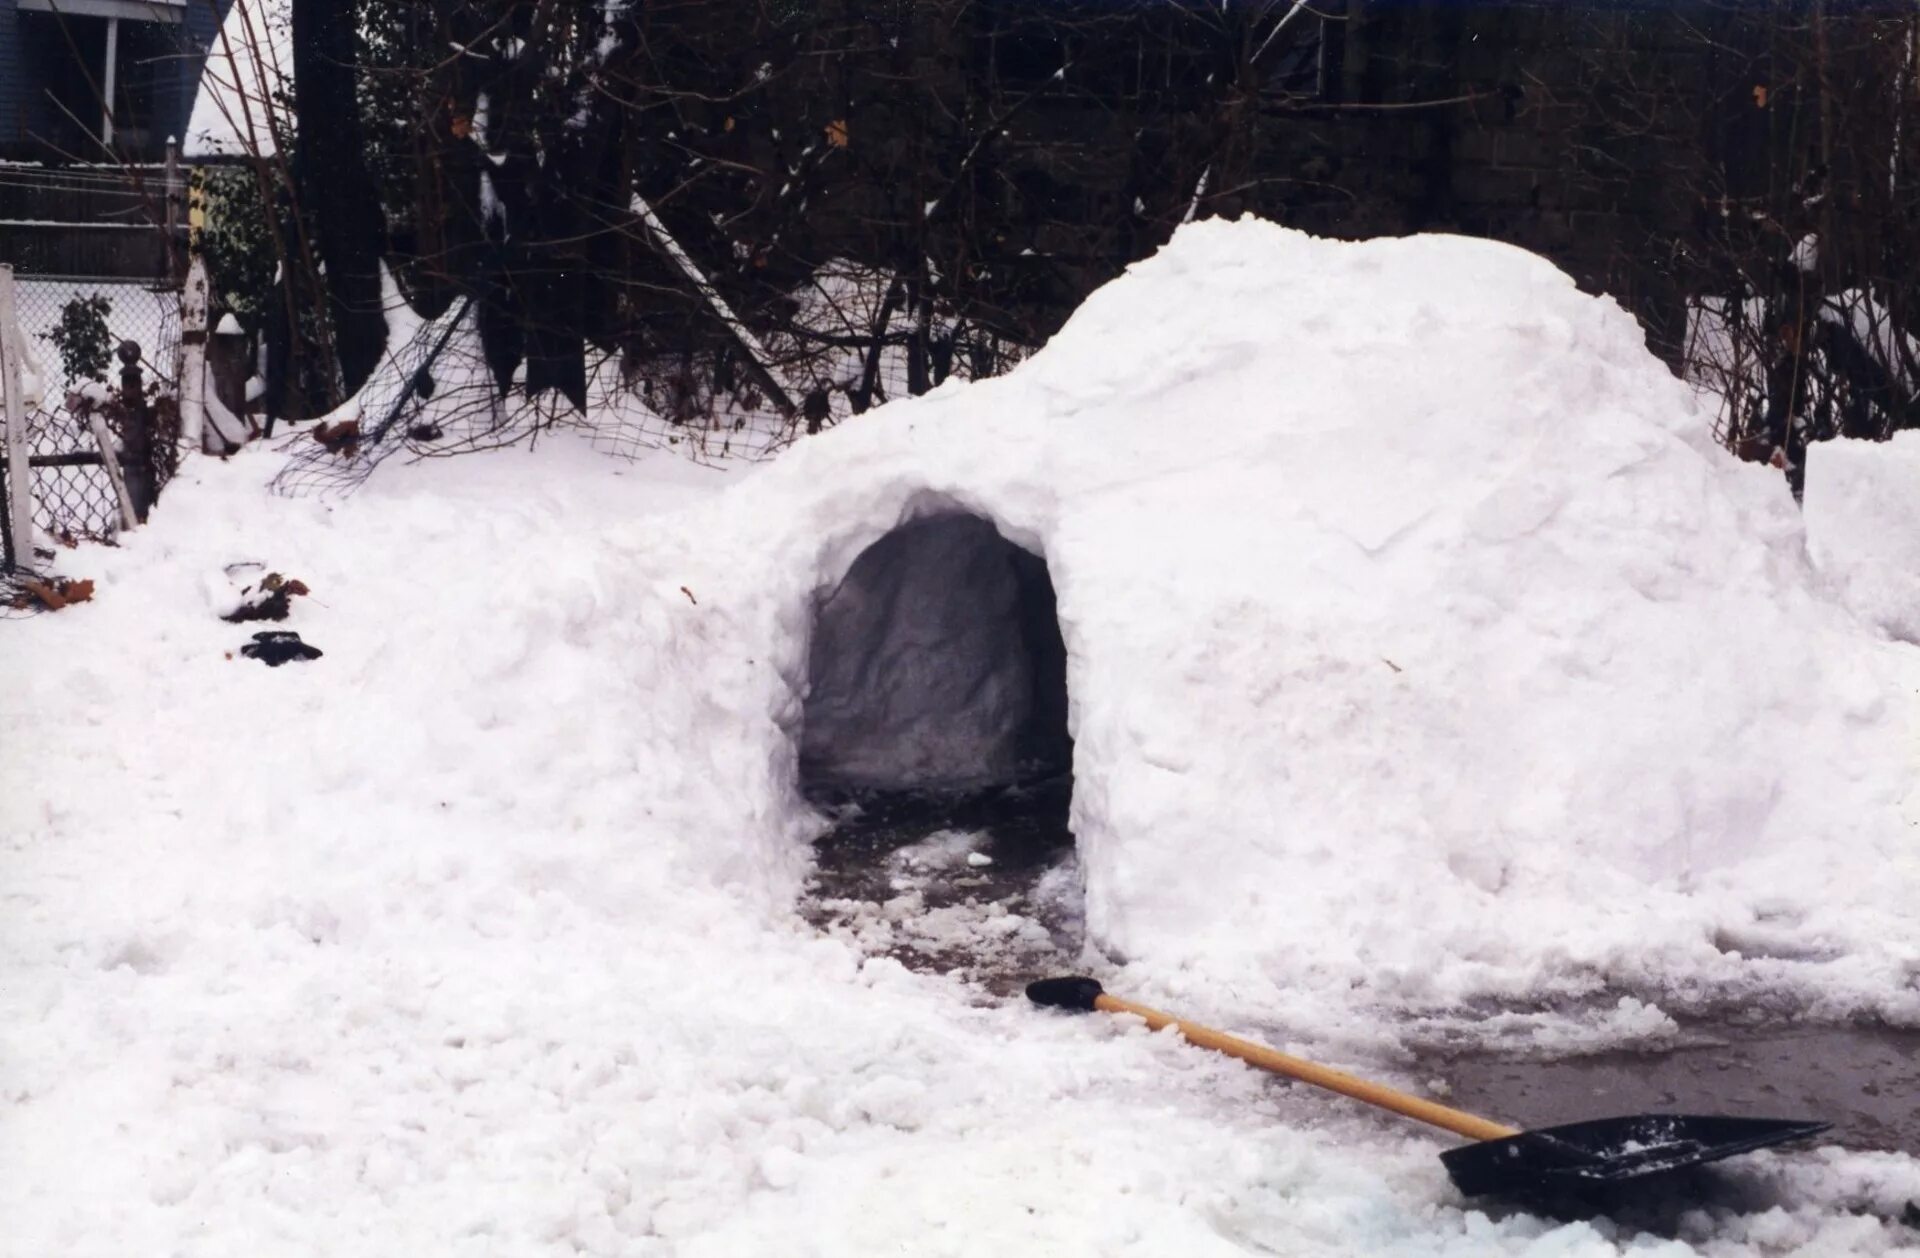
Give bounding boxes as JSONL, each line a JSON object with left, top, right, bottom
{"left": 1440, "top": 1115, "right": 1831, "bottom": 1198}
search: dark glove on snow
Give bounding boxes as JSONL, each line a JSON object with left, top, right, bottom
{"left": 239, "top": 630, "right": 324, "bottom": 666}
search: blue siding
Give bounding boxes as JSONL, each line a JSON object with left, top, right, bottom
{"left": 0, "top": 0, "right": 232, "bottom": 159}
{"left": 0, "top": 0, "right": 20, "bottom": 148}
{"left": 183, "top": 1, "right": 221, "bottom": 46}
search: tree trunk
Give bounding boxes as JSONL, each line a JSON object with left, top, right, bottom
{"left": 292, "top": 0, "right": 389, "bottom": 399}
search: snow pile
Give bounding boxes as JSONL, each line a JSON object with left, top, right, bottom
{"left": 1804, "top": 431, "right": 1920, "bottom": 643}
{"left": 6, "top": 220, "right": 1920, "bottom": 1255}
{"left": 614, "top": 217, "right": 1918, "bottom": 1033}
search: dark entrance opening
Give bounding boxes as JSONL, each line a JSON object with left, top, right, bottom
{"left": 799, "top": 512, "right": 1079, "bottom": 986}
{"left": 800, "top": 512, "right": 1071, "bottom": 793}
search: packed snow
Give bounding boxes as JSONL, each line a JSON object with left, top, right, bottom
{"left": 5, "top": 219, "right": 1920, "bottom": 1255}
{"left": 1804, "top": 431, "right": 1920, "bottom": 645}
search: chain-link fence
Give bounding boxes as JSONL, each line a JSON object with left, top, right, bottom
{"left": 265, "top": 303, "right": 816, "bottom": 498}
{"left": 268, "top": 257, "right": 1030, "bottom": 498}
{"left": 2, "top": 274, "right": 181, "bottom": 610}
{"left": 11, "top": 274, "right": 181, "bottom": 394}
{"left": 587, "top": 258, "right": 1029, "bottom": 467}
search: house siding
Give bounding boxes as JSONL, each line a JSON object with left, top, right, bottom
{"left": 0, "top": 0, "right": 21, "bottom": 149}
{"left": 0, "top": 0, "right": 229, "bottom": 278}
{"left": 0, "top": 0, "right": 231, "bottom": 162}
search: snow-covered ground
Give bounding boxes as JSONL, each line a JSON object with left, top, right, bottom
{"left": 5, "top": 220, "right": 1920, "bottom": 1255}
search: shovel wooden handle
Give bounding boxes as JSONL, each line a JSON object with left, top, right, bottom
{"left": 1091, "top": 990, "right": 1520, "bottom": 1143}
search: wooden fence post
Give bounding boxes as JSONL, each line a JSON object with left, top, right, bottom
{"left": 179, "top": 254, "right": 210, "bottom": 451}
{"left": 86, "top": 411, "right": 140, "bottom": 532}
{"left": 0, "top": 265, "right": 36, "bottom": 567}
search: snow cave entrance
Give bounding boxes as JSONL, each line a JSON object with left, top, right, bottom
{"left": 799, "top": 511, "right": 1082, "bottom": 984}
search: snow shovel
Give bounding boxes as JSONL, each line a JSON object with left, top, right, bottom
{"left": 1025, "top": 977, "right": 1829, "bottom": 1198}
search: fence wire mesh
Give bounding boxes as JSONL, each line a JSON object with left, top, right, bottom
{"left": 3, "top": 274, "right": 181, "bottom": 611}
{"left": 269, "top": 260, "right": 1029, "bottom": 498}
{"left": 12, "top": 276, "right": 180, "bottom": 389}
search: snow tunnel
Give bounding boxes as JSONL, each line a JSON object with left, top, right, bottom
{"left": 799, "top": 512, "right": 1072, "bottom": 797}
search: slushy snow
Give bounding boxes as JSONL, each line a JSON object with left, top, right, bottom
{"left": 5, "top": 219, "right": 1919, "bottom": 1255}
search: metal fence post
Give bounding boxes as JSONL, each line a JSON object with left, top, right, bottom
{"left": 164, "top": 137, "right": 186, "bottom": 285}
{"left": 0, "top": 428, "right": 11, "bottom": 574}
{"left": 0, "top": 266, "right": 36, "bottom": 569}
{"left": 117, "top": 342, "right": 154, "bottom": 522}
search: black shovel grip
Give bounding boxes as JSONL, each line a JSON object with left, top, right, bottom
{"left": 1026, "top": 976, "right": 1106, "bottom": 1012}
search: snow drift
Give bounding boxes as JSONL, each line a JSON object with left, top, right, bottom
{"left": 614, "top": 217, "right": 1919, "bottom": 1030}
{"left": 1804, "top": 431, "right": 1920, "bottom": 644}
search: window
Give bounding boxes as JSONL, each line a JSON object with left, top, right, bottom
{"left": 110, "top": 19, "right": 181, "bottom": 155}
{"left": 19, "top": 12, "right": 109, "bottom": 158}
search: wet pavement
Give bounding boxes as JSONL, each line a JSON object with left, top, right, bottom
{"left": 1421, "top": 1020, "right": 1920, "bottom": 1157}
{"left": 802, "top": 782, "right": 1918, "bottom": 1161}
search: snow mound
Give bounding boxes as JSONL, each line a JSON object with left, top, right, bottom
{"left": 8, "top": 219, "right": 1920, "bottom": 1255}
{"left": 617, "top": 218, "right": 1919, "bottom": 1031}
{"left": 1804, "top": 432, "right": 1920, "bottom": 644}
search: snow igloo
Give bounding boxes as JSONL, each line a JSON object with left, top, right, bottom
{"left": 631, "top": 218, "right": 1919, "bottom": 1032}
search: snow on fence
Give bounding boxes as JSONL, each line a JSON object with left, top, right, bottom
{"left": 267, "top": 256, "right": 1028, "bottom": 499}
{"left": 0, "top": 266, "right": 181, "bottom": 599}
{"left": 584, "top": 255, "right": 1027, "bottom": 468}
{"left": 12, "top": 275, "right": 182, "bottom": 392}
